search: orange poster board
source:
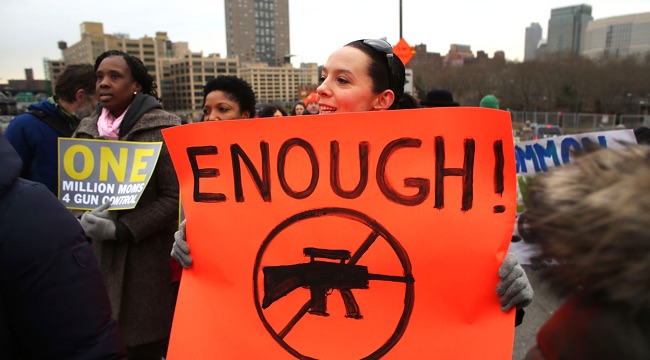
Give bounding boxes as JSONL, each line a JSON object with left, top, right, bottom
{"left": 163, "top": 107, "right": 516, "bottom": 359}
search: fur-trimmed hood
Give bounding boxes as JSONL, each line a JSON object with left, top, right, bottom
{"left": 525, "top": 144, "right": 650, "bottom": 312}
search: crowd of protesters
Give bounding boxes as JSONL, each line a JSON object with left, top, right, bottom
{"left": 2, "top": 38, "right": 648, "bottom": 360}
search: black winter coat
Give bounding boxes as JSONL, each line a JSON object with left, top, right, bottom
{"left": 0, "top": 136, "right": 126, "bottom": 359}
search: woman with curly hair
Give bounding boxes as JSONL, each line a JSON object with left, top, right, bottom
{"left": 75, "top": 50, "right": 181, "bottom": 359}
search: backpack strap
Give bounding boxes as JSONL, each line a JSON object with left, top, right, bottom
{"left": 28, "top": 109, "right": 74, "bottom": 137}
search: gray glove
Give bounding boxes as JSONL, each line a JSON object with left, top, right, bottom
{"left": 89, "top": 199, "right": 116, "bottom": 220}
{"left": 171, "top": 219, "right": 192, "bottom": 268}
{"left": 496, "top": 253, "right": 534, "bottom": 312}
{"left": 80, "top": 201, "right": 117, "bottom": 241}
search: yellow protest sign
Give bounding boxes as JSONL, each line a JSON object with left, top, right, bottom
{"left": 58, "top": 138, "right": 162, "bottom": 210}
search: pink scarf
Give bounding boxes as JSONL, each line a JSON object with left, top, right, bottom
{"left": 97, "top": 107, "right": 129, "bottom": 139}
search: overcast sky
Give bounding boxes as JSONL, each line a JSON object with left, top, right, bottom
{"left": 0, "top": 0, "right": 648, "bottom": 82}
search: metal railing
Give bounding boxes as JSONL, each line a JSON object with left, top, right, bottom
{"left": 509, "top": 111, "right": 650, "bottom": 134}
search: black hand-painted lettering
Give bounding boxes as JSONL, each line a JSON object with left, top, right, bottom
{"left": 493, "top": 140, "right": 506, "bottom": 213}
{"left": 187, "top": 146, "right": 225, "bottom": 202}
{"left": 231, "top": 142, "right": 271, "bottom": 203}
{"left": 377, "top": 138, "right": 430, "bottom": 206}
{"left": 330, "top": 141, "right": 369, "bottom": 199}
{"left": 434, "top": 137, "right": 475, "bottom": 211}
{"left": 493, "top": 140, "right": 505, "bottom": 195}
{"left": 277, "top": 138, "right": 318, "bottom": 199}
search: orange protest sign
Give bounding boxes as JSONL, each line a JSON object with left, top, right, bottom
{"left": 163, "top": 107, "right": 516, "bottom": 359}
{"left": 393, "top": 38, "right": 415, "bottom": 66}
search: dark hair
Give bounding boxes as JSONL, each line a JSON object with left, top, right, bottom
{"left": 291, "top": 101, "right": 306, "bottom": 115}
{"left": 259, "top": 104, "right": 287, "bottom": 118}
{"left": 55, "top": 63, "right": 96, "bottom": 103}
{"left": 344, "top": 40, "right": 418, "bottom": 110}
{"left": 94, "top": 50, "right": 159, "bottom": 101}
{"left": 203, "top": 76, "right": 256, "bottom": 119}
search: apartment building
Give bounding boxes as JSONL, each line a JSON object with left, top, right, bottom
{"left": 224, "top": 0, "right": 290, "bottom": 66}
{"left": 582, "top": 12, "right": 650, "bottom": 59}
{"left": 48, "top": 18, "right": 315, "bottom": 117}
{"left": 165, "top": 53, "right": 239, "bottom": 118}
{"left": 239, "top": 62, "right": 319, "bottom": 107}
{"left": 443, "top": 44, "right": 475, "bottom": 66}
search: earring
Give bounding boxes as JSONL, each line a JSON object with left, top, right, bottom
{"left": 133, "top": 91, "right": 137, "bottom": 95}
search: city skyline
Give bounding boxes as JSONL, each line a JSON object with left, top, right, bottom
{"left": 1, "top": 0, "right": 648, "bottom": 82}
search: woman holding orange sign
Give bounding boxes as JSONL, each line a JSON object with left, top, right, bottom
{"left": 172, "top": 39, "right": 533, "bottom": 316}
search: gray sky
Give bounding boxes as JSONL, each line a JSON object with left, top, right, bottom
{"left": 1, "top": 0, "right": 648, "bottom": 82}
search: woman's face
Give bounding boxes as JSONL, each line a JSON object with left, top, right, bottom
{"left": 316, "top": 46, "right": 393, "bottom": 114}
{"left": 96, "top": 55, "right": 141, "bottom": 117}
{"left": 273, "top": 109, "right": 284, "bottom": 117}
{"left": 203, "top": 90, "right": 249, "bottom": 121}
{"left": 294, "top": 104, "right": 305, "bottom": 115}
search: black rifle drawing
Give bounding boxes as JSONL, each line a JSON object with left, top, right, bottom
{"left": 262, "top": 247, "right": 413, "bottom": 319}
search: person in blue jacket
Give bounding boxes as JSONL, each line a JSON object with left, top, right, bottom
{"left": 0, "top": 135, "right": 126, "bottom": 359}
{"left": 5, "top": 63, "right": 96, "bottom": 195}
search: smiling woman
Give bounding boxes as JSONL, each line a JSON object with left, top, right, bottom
{"left": 317, "top": 39, "right": 419, "bottom": 114}
{"left": 72, "top": 50, "right": 181, "bottom": 359}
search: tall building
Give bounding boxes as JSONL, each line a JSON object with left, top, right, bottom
{"left": 224, "top": 0, "right": 290, "bottom": 66}
{"left": 524, "top": 23, "right": 543, "bottom": 61}
{"left": 547, "top": 4, "right": 593, "bottom": 54}
{"left": 582, "top": 12, "right": 650, "bottom": 59}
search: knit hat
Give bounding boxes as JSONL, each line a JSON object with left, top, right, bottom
{"left": 420, "top": 89, "right": 459, "bottom": 107}
{"left": 305, "top": 92, "right": 318, "bottom": 105}
{"left": 479, "top": 95, "right": 499, "bottom": 109}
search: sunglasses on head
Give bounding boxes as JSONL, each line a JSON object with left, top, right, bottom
{"left": 361, "top": 39, "right": 395, "bottom": 90}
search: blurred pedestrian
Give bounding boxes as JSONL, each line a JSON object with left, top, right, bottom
{"left": 419, "top": 89, "right": 459, "bottom": 108}
{"left": 5, "top": 64, "right": 96, "bottom": 195}
{"left": 304, "top": 92, "right": 319, "bottom": 114}
{"left": 523, "top": 144, "right": 650, "bottom": 359}
{"left": 259, "top": 104, "right": 287, "bottom": 117}
{"left": 74, "top": 50, "right": 181, "bottom": 360}
{"left": 1, "top": 135, "right": 126, "bottom": 359}
{"left": 291, "top": 101, "right": 306, "bottom": 115}
{"left": 479, "top": 94, "right": 499, "bottom": 109}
